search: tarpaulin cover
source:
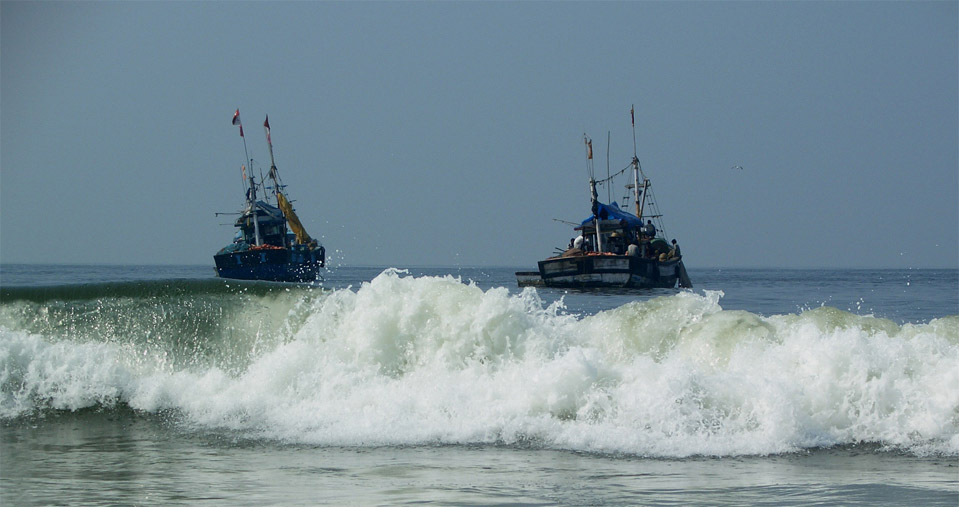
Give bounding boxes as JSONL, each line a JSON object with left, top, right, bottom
{"left": 580, "top": 201, "right": 644, "bottom": 228}
{"left": 277, "top": 192, "right": 312, "bottom": 245}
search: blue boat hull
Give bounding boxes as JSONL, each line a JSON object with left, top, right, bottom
{"left": 213, "top": 246, "right": 324, "bottom": 282}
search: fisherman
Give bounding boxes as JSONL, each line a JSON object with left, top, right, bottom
{"left": 669, "top": 239, "right": 682, "bottom": 259}
{"left": 609, "top": 232, "right": 623, "bottom": 254}
{"left": 627, "top": 241, "right": 640, "bottom": 257}
{"left": 573, "top": 235, "right": 584, "bottom": 250}
{"left": 643, "top": 220, "right": 656, "bottom": 239}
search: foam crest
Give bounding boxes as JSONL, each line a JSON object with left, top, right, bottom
{"left": 297, "top": 269, "right": 574, "bottom": 375}
{"left": 0, "top": 330, "right": 133, "bottom": 416}
{"left": 2, "top": 270, "right": 956, "bottom": 457}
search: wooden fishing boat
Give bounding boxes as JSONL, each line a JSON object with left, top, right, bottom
{"left": 517, "top": 106, "right": 691, "bottom": 289}
{"left": 214, "top": 111, "right": 325, "bottom": 282}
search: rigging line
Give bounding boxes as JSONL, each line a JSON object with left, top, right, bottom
{"left": 593, "top": 164, "right": 630, "bottom": 184}
{"left": 643, "top": 186, "right": 668, "bottom": 240}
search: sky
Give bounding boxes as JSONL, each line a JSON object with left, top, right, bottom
{"left": 2, "top": 1, "right": 957, "bottom": 269}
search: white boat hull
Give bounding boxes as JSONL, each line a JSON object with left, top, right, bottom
{"left": 517, "top": 254, "right": 684, "bottom": 289}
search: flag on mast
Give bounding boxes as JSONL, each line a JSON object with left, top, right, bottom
{"left": 232, "top": 109, "right": 244, "bottom": 137}
{"left": 587, "top": 138, "right": 593, "bottom": 160}
{"left": 630, "top": 105, "right": 635, "bottom": 127}
{"left": 264, "top": 114, "right": 278, "bottom": 181}
{"left": 263, "top": 115, "right": 272, "bottom": 148}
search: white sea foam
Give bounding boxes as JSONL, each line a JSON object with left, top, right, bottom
{"left": 2, "top": 269, "right": 957, "bottom": 457}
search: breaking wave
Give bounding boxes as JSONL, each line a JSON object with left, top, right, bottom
{"left": 2, "top": 270, "right": 957, "bottom": 457}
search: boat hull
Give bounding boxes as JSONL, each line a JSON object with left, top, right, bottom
{"left": 213, "top": 246, "right": 324, "bottom": 282}
{"left": 515, "top": 271, "right": 545, "bottom": 287}
{"left": 517, "top": 255, "right": 681, "bottom": 288}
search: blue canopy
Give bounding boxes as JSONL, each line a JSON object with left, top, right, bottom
{"left": 580, "top": 201, "right": 644, "bottom": 229}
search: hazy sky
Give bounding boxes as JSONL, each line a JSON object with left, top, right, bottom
{"left": 2, "top": 1, "right": 957, "bottom": 269}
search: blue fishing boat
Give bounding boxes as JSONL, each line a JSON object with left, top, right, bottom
{"left": 214, "top": 111, "right": 325, "bottom": 282}
{"left": 516, "top": 106, "right": 692, "bottom": 289}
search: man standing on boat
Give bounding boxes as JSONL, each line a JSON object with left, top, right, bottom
{"left": 643, "top": 220, "right": 656, "bottom": 239}
{"left": 669, "top": 239, "right": 682, "bottom": 259}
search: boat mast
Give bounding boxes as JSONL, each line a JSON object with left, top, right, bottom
{"left": 630, "top": 105, "right": 644, "bottom": 219}
{"left": 264, "top": 114, "right": 293, "bottom": 247}
{"left": 606, "top": 132, "right": 611, "bottom": 204}
{"left": 585, "top": 135, "right": 603, "bottom": 253}
{"left": 247, "top": 173, "right": 263, "bottom": 246}
{"left": 234, "top": 109, "right": 262, "bottom": 246}
{"left": 264, "top": 114, "right": 281, "bottom": 201}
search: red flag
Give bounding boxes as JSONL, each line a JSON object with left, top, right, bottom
{"left": 587, "top": 139, "right": 593, "bottom": 160}
{"left": 263, "top": 115, "right": 272, "bottom": 146}
{"left": 232, "top": 109, "right": 244, "bottom": 137}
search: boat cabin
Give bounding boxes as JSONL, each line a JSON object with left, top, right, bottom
{"left": 234, "top": 201, "right": 288, "bottom": 248}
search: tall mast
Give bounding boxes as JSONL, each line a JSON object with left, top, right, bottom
{"left": 606, "top": 132, "right": 612, "bottom": 204}
{"left": 233, "top": 109, "right": 251, "bottom": 178}
{"left": 264, "top": 114, "right": 280, "bottom": 200}
{"left": 248, "top": 173, "right": 262, "bottom": 246}
{"left": 585, "top": 135, "right": 603, "bottom": 253}
{"left": 630, "top": 105, "right": 643, "bottom": 219}
{"left": 234, "top": 109, "right": 262, "bottom": 246}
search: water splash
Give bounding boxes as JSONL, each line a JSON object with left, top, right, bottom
{"left": 2, "top": 270, "right": 957, "bottom": 457}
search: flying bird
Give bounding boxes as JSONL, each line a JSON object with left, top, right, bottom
{"left": 731, "top": 165, "right": 743, "bottom": 170}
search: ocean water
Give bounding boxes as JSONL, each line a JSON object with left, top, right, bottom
{"left": 1, "top": 264, "right": 956, "bottom": 505}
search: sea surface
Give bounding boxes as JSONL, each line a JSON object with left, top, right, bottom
{"left": 1, "top": 264, "right": 957, "bottom": 505}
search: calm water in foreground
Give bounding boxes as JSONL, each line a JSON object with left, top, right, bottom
{"left": 1, "top": 265, "right": 957, "bottom": 505}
